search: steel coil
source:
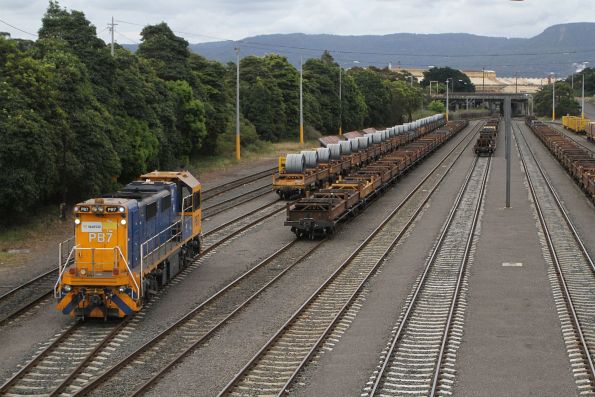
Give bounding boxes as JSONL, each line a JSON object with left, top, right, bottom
{"left": 348, "top": 138, "right": 359, "bottom": 152}
{"left": 328, "top": 143, "right": 342, "bottom": 160}
{"left": 339, "top": 140, "right": 351, "bottom": 155}
{"left": 301, "top": 150, "right": 318, "bottom": 168}
{"left": 285, "top": 153, "right": 306, "bottom": 173}
{"left": 316, "top": 147, "right": 330, "bottom": 163}
{"left": 358, "top": 136, "right": 368, "bottom": 149}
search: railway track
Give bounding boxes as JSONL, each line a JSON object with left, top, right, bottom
{"left": 0, "top": 267, "right": 58, "bottom": 326}
{"left": 202, "top": 167, "right": 276, "bottom": 201}
{"left": 201, "top": 199, "right": 286, "bottom": 251}
{"left": 0, "top": 319, "right": 129, "bottom": 397}
{"left": 0, "top": 174, "right": 280, "bottom": 328}
{"left": 216, "top": 121, "right": 483, "bottom": 397}
{"left": 366, "top": 155, "right": 490, "bottom": 397}
{"left": 514, "top": 122, "right": 595, "bottom": 394}
{"left": 55, "top": 239, "right": 325, "bottom": 397}
{"left": 203, "top": 183, "right": 272, "bottom": 218}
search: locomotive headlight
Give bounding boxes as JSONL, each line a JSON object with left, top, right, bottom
{"left": 74, "top": 218, "right": 81, "bottom": 225}
{"left": 80, "top": 268, "right": 87, "bottom": 276}
{"left": 118, "top": 285, "right": 126, "bottom": 293}
{"left": 63, "top": 285, "right": 72, "bottom": 292}
{"left": 120, "top": 219, "right": 127, "bottom": 225}
{"left": 119, "top": 206, "right": 125, "bottom": 213}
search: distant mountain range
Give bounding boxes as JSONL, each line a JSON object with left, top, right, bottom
{"left": 126, "top": 23, "right": 595, "bottom": 77}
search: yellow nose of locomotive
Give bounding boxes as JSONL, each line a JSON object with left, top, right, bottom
{"left": 56, "top": 201, "right": 140, "bottom": 318}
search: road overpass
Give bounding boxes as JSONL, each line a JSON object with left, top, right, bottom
{"left": 431, "top": 92, "right": 532, "bottom": 116}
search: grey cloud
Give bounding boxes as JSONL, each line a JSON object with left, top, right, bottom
{"left": 1, "top": 0, "right": 594, "bottom": 43}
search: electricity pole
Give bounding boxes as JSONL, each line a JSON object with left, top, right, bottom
{"left": 551, "top": 72, "right": 556, "bottom": 121}
{"left": 108, "top": 17, "right": 117, "bottom": 57}
{"left": 235, "top": 47, "right": 241, "bottom": 160}
{"left": 505, "top": 96, "right": 511, "bottom": 208}
{"left": 445, "top": 78, "right": 450, "bottom": 122}
{"left": 300, "top": 56, "right": 304, "bottom": 144}
{"left": 582, "top": 72, "right": 586, "bottom": 120}
{"left": 338, "top": 67, "right": 342, "bottom": 135}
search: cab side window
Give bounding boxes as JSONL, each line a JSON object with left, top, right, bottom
{"left": 182, "top": 187, "right": 192, "bottom": 212}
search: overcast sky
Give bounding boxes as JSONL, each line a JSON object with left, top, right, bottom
{"left": 1, "top": 0, "right": 594, "bottom": 44}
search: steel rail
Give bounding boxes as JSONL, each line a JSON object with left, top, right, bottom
{"left": 203, "top": 184, "right": 272, "bottom": 218}
{"left": 0, "top": 323, "right": 82, "bottom": 393}
{"left": 218, "top": 121, "right": 483, "bottom": 396}
{"left": 0, "top": 317, "right": 130, "bottom": 396}
{"left": 202, "top": 167, "right": 277, "bottom": 200}
{"left": 430, "top": 156, "right": 490, "bottom": 395}
{"left": 0, "top": 268, "right": 57, "bottom": 326}
{"left": 519, "top": 122, "right": 594, "bottom": 273}
{"left": 71, "top": 239, "right": 325, "bottom": 396}
{"left": 368, "top": 154, "right": 485, "bottom": 396}
{"left": 514, "top": 122, "right": 595, "bottom": 386}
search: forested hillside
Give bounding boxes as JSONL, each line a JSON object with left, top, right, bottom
{"left": 0, "top": 2, "right": 425, "bottom": 223}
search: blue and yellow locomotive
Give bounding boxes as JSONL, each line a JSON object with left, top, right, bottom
{"left": 55, "top": 171, "right": 202, "bottom": 319}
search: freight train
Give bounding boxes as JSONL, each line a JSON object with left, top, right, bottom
{"left": 285, "top": 120, "right": 469, "bottom": 238}
{"left": 526, "top": 118, "right": 595, "bottom": 203}
{"left": 474, "top": 118, "right": 499, "bottom": 156}
{"left": 273, "top": 115, "right": 446, "bottom": 199}
{"left": 562, "top": 115, "right": 591, "bottom": 134}
{"left": 55, "top": 171, "right": 202, "bottom": 319}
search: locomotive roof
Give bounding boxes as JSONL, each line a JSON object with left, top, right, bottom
{"left": 140, "top": 170, "right": 201, "bottom": 190}
{"left": 100, "top": 180, "right": 173, "bottom": 201}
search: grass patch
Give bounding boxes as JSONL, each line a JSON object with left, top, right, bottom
{"left": 188, "top": 139, "right": 319, "bottom": 177}
{"left": 0, "top": 205, "right": 72, "bottom": 258}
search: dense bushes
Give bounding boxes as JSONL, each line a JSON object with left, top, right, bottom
{"left": 0, "top": 2, "right": 425, "bottom": 221}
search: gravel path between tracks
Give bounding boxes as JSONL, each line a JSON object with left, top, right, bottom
{"left": 290, "top": 123, "right": 479, "bottom": 397}
{"left": 144, "top": 122, "right": 481, "bottom": 397}
{"left": 453, "top": 123, "right": 577, "bottom": 396}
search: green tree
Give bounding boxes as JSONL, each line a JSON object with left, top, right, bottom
{"left": 0, "top": 37, "right": 61, "bottom": 218}
{"left": 349, "top": 67, "right": 392, "bottom": 126}
{"left": 341, "top": 73, "right": 367, "bottom": 131}
{"left": 428, "top": 100, "right": 446, "bottom": 113}
{"left": 137, "top": 23, "right": 191, "bottom": 81}
{"left": 189, "top": 53, "right": 231, "bottom": 153}
{"left": 566, "top": 67, "right": 595, "bottom": 96}
{"left": 422, "top": 67, "right": 475, "bottom": 92}
{"left": 39, "top": 1, "right": 115, "bottom": 103}
{"left": 388, "top": 81, "right": 422, "bottom": 123}
{"left": 237, "top": 55, "right": 286, "bottom": 141}
{"left": 264, "top": 54, "right": 299, "bottom": 138}
{"left": 534, "top": 81, "right": 579, "bottom": 118}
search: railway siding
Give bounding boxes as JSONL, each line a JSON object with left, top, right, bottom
{"left": 365, "top": 156, "right": 490, "bottom": 397}
{"left": 217, "top": 121, "right": 481, "bottom": 396}
{"left": 515, "top": 123, "right": 595, "bottom": 394}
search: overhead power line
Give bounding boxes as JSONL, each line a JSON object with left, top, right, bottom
{"left": 0, "top": 18, "right": 38, "bottom": 37}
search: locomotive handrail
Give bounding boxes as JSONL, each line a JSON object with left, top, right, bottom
{"left": 54, "top": 246, "right": 141, "bottom": 300}
{"left": 115, "top": 246, "right": 140, "bottom": 300}
{"left": 53, "top": 245, "right": 77, "bottom": 298}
